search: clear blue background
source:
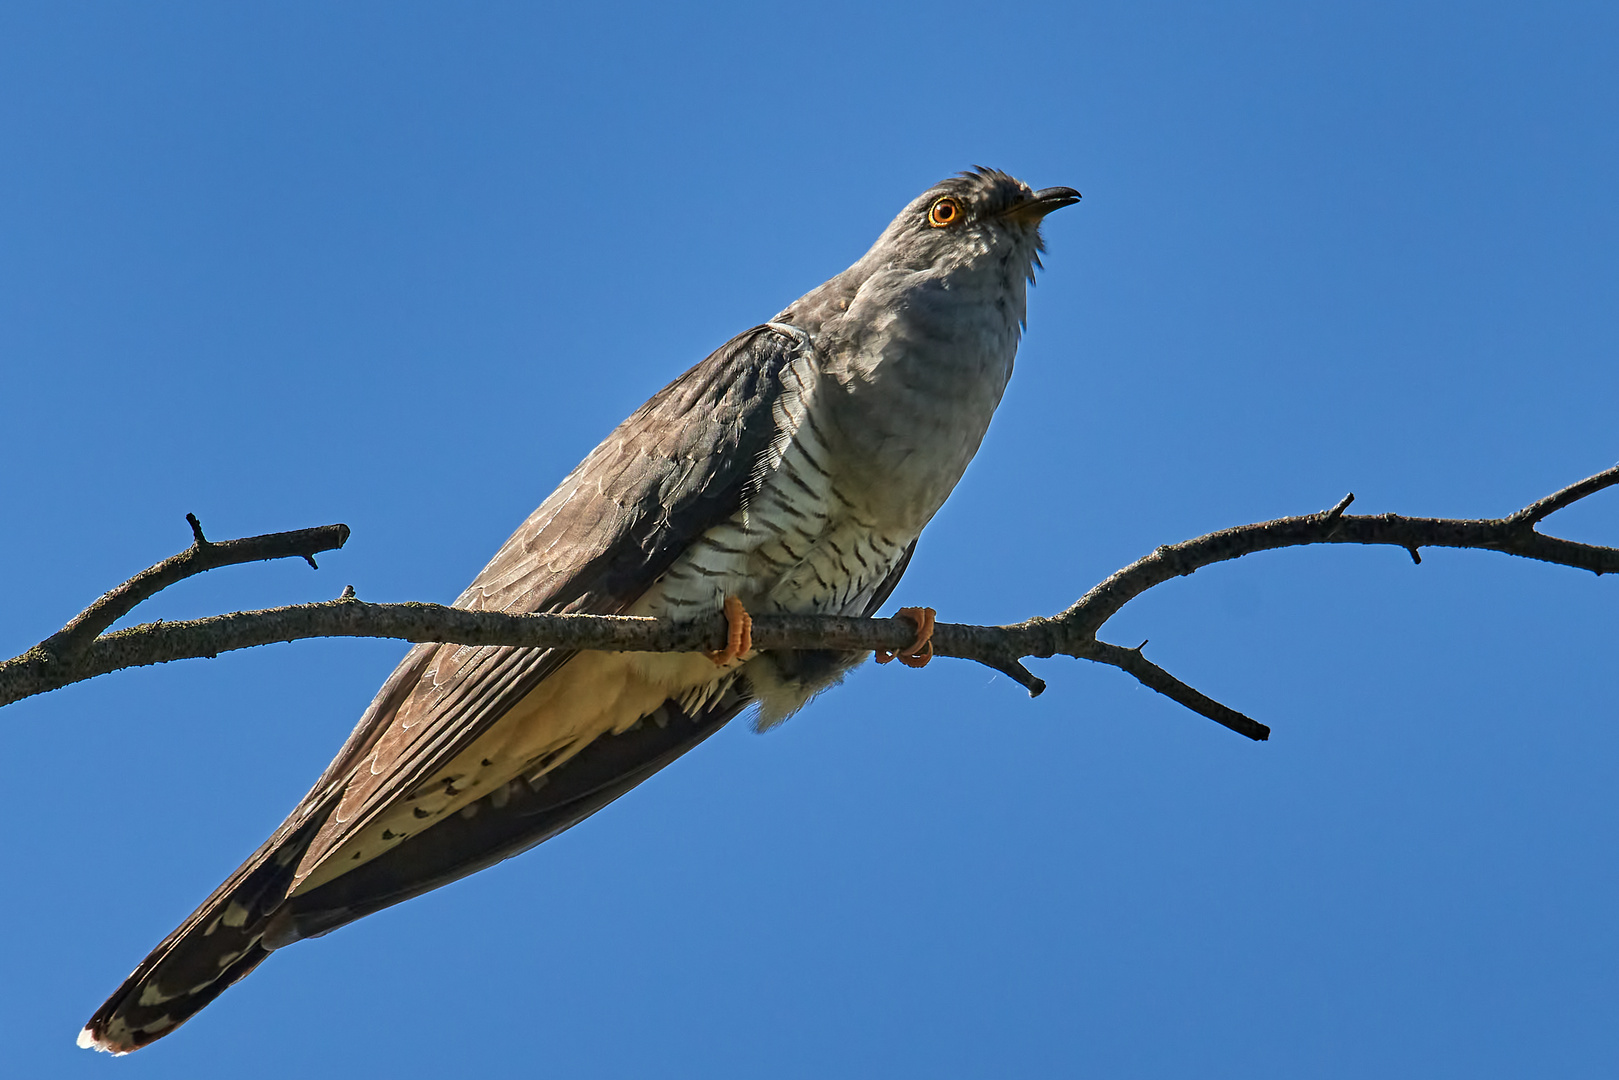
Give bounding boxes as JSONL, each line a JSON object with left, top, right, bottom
{"left": 3, "top": 3, "right": 1616, "bottom": 1076}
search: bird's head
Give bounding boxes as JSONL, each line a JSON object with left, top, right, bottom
{"left": 870, "top": 167, "right": 1081, "bottom": 281}
{"left": 778, "top": 168, "right": 1079, "bottom": 335}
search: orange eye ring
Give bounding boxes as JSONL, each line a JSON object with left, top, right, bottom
{"left": 928, "top": 196, "right": 963, "bottom": 228}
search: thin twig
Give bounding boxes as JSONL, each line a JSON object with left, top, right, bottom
{"left": 1513, "top": 463, "right": 1619, "bottom": 526}
{"left": 1048, "top": 476, "right": 1619, "bottom": 644}
{"left": 33, "top": 518, "right": 350, "bottom": 662}
{"left": 1082, "top": 640, "right": 1270, "bottom": 741}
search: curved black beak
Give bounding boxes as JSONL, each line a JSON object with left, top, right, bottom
{"left": 1003, "top": 185, "right": 1082, "bottom": 223}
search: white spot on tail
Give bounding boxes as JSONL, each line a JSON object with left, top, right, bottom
{"left": 137, "top": 982, "right": 178, "bottom": 1007}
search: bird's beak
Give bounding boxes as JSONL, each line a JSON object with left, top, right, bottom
{"left": 1002, "top": 186, "right": 1082, "bottom": 224}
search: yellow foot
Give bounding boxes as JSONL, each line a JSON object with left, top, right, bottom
{"left": 875, "top": 606, "right": 935, "bottom": 669}
{"left": 705, "top": 596, "right": 754, "bottom": 666}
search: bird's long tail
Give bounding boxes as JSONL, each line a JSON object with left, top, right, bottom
{"left": 77, "top": 815, "right": 324, "bottom": 1054}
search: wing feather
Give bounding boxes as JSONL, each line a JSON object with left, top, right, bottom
{"left": 278, "top": 688, "right": 752, "bottom": 941}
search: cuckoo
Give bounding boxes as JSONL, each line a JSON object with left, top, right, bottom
{"left": 79, "top": 167, "right": 1080, "bottom": 1053}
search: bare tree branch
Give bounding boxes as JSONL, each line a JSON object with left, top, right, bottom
{"left": 1515, "top": 468, "right": 1619, "bottom": 526}
{"left": 4, "top": 466, "right": 1615, "bottom": 742}
{"left": 35, "top": 515, "right": 350, "bottom": 661}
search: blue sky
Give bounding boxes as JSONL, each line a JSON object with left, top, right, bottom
{"left": 3, "top": 2, "right": 1617, "bottom": 1076}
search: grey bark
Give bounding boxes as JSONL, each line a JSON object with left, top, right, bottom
{"left": 4, "top": 465, "right": 1615, "bottom": 742}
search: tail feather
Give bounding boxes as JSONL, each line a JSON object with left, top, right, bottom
{"left": 77, "top": 815, "right": 325, "bottom": 1054}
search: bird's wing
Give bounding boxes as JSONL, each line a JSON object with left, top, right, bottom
{"left": 82, "top": 325, "right": 812, "bottom": 1052}
{"left": 281, "top": 688, "right": 751, "bottom": 937}
{"left": 290, "top": 323, "right": 808, "bottom": 882}
{"left": 282, "top": 534, "right": 918, "bottom": 940}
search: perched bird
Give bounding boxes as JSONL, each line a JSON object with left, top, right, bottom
{"left": 79, "top": 167, "right": 1079, "bottom": 1053}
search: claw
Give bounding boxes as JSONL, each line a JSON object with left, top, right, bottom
{"left": 705, "top": 596, "right": 753, "bottom": 666}
{"left": 875, "top": 606, "right": 935, "bottom": 669}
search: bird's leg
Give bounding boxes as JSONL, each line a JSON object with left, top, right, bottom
{"left": 705, "top": 595, "right": 754, "bottom": 666}
{"left": 875, "top": 606, "right": 935, "bottom": 669}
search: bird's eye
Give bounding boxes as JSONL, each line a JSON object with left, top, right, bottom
{"left": 928, "top": 196, "right": 963, "bottom": 228}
